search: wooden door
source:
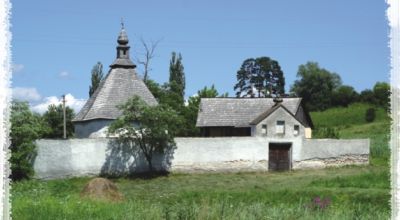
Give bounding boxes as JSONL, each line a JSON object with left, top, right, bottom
{"left": 269, "top": 143, "right": 291, "bottom": 171}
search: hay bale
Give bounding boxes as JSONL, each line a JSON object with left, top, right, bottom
{"left": 80, "top": 177, "right": 123, "bottom": 202}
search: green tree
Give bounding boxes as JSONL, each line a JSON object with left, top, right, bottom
{"left": 42, "top": 104, "right": 75, "bottom": 138}
{"left": 332, "top": 85, "right": 359, "bottom": 107}
{"left": 144, "top": 79, "right": 166, "bottom": 103}
{"left": 359, "top": 89, "right": 376, "bottom": 104}
{"left": 373, "top": 82, "right": 390, "bottom": 111}
{"left": 89, "top": 62, "right": 104, "bottom": 97}
{"left": 10, "top": 101, "right": 49, "bottom": 180}
{"left": 169, "top": 52, "right": 185, "bottom": 105}
{"left": 108, "top": 96, "right": 180, "bottom": 172}
{"left": 234, "top": 57, "right": 285, "bottom": 97}
{"left": 290, "top": 62, "right": 342, "bottom": 111}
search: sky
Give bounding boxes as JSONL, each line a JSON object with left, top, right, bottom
{"left": 11, "top": 0, "right": 390, "bottom": 113}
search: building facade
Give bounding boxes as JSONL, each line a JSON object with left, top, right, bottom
{"left": 196, "top": 97, "right": 313, "bottom": 138}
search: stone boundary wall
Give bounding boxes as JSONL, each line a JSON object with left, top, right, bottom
{"left": 34, "top": 137, "right": 369, "bottom": 179}
{"left": 172, "top": 137, "right": 269, "bottom": 172}
{"left": 294, "top": 139, "right": 370, "bottom": 169}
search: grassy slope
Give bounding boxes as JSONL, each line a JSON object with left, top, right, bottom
{"left": 11, "top": 102, "right": 391, "bottom": 220}
{"left": 310, "top": 102, "right": 390, "bottom": 164}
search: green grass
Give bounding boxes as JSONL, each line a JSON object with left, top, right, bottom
{"left": 310, "top": 102, "right": 389, "bottom": 128}
{"left": 12, "top": 166, "right": 389, "bottom": 220}
{"left": 310, "top": 102, "right": 390, "bottom": 162}
{"left": 11, "top": 102, "right": 391, "bottom": 219}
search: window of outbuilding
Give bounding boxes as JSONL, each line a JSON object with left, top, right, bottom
{"left": 276, "top": 121, "right": 285, "bottom": 134}
{"left": 261, "top": 124, "right": 267, "bottom": 134}
{"left": 294, "top": 125, "right": 300, "bottom": 136}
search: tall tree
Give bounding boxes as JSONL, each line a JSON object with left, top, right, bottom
{"left": 89, "top": 62, "right": 104, "bottom": 97}
{"left": 108, "top": 96, "right": 179, "bottom": 172}
{"left": 234, "top": 57, "right": 285, "bottom": 98}
{"left": 290, "top": 62, "right": 342, "bottom": 111}
{"left": 169, "top": 52, "right": 185, "bottom": 104}
{"left": 42, "top": 104, "right": 75, "bottom": 138}
{"left": 10, "top": 101, "right": 49, "bottom": 180}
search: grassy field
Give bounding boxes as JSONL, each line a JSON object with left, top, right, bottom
{"left": 11, "top": 102, "right": 391, "bottom": 219}
{"left": 12, "top": 166, "right": 389, "bottom": 220}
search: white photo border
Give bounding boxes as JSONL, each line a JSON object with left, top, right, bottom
{"left": 0, "top": 0, "right": 11, "bottom": 219}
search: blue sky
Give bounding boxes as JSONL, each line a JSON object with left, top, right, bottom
{"left": 11, "top": 0, "right": 389, "bottom": 113}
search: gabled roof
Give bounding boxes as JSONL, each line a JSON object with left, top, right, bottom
{"left": 196, "top": 98, "right": 302, "bottom": 127}
{"left": 73, "top": 68, "right": 157, "bottom": 122}
{"left": 249, "top": 103, "right": 309, "bottom": 127}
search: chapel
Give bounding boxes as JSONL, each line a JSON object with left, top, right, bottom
{"left": 72, "top": 24, "right": 157, "bottom": 138}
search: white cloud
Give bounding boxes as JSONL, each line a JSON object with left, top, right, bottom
{"left": 31, "top": 93, "right": 86, "bottom": 114}
{"left": 12, "top": 63, "right": 24, "bottom": 73}
{"left": 12, "top": 87, "right": 41, "bottom": 102}
{"left": 58, "top": 71, "right": 70, "bottom": 79}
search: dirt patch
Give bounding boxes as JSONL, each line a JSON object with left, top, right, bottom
{"left": 80, "top": 177, "right": 124, "bottom": 202}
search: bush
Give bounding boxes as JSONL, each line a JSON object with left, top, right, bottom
{"left": 313, "top": 127, "right": 339, "bottom": 139}
{"left": 10, "top": 101, "right": 48, "bottom": 180}
{"left": 365, "top": 108, "right": 376, "bottom": 123}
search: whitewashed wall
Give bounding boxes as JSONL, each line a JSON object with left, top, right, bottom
{"left": 34, "top": 137, "right": 369, "bottom": 179}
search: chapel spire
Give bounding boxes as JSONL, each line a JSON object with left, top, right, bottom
{"left": 110, "top": 20, "right": 136, "bottom": 69}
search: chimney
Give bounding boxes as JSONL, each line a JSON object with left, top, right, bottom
{"left": 273, "top": 96, "right": 283, "bottom": 105}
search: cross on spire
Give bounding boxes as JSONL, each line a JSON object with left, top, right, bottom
{"left": 121, "top": 18, "right": 125, "bottom": 29}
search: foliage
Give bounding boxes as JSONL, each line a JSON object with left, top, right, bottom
{"left": 89, "top": 62, "right": 104, "bottom": 97}
{"left": 42, "top": 104, "right": 75, "bottom": 138}
{"left": 359, "top": 89, "right": 376, "bottom": 104}
{"left": 144, "top": 79, "right": 167, "bottom": 103}
{"left": 310, "top": 102, "right": 390, "bottom": 159}
{"left": 180, "top": 85, "right": 228, "bottom": 137}
{"left": 12, "top": 165, "right": 389, "bottom": 219}
{"left": 365, "top": 108, "right": 376, "bottom": 123}
{"left": 332, "top": 85, "right": 359, "bottom": 107}
{"left": 169, "top": 52, "right": 185, "bottom": 104}
{"left": 290, "top": 62, "right": 342, "bottom": 111}
{"left": 10, "top": 101, "right": 49, "bottom": 180}
{"left": 145, "top": 77, "right": 228, "bottom": 137}
{"left": 313, "top": 127, "right": 339, "bottom": 139}
{"left": 310, "top": 103, "right": 388, "bottom": 128}
{"left": 108, "top": 96, "right": 180, "bottom": 171}
{"left": 373, "top": 81, "right": 390, "bottom": 111}
{"left": 234, "top": 57, "right": 285, "bottom": 97}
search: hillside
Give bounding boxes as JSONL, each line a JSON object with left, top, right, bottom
{"left": 310, "top": 102, "right": 390, "bottom": 164}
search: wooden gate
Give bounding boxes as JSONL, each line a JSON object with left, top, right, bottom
{"left": 268, "top": 143, "right": 291, "bottom": 171}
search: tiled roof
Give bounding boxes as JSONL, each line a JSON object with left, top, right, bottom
{"left": 196, "top": 98, "right": 302, "bottom": 127}
{"left": 73, "top": 68, "right": 157, "bottom": 122}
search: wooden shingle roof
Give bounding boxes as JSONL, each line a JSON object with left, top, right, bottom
{"left": 196, "top": 98, "right": 302, "bottom": 127}
{"left": 73, "top": 26, "right": 157, "bottom": 122}
{"left": 73, "top": 68, "right": 157, "bottom": 122}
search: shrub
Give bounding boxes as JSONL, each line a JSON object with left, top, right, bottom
{"left": 10, "top": 101, "right": 48, "bottom": 180}
{"left": 365, "top": 108, "right": 376, "bottom": 123}
{"left": 313, "top": 127, "right": 339, "bottom": 139}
